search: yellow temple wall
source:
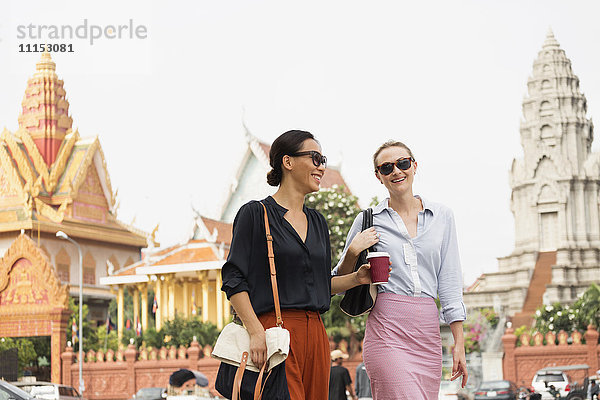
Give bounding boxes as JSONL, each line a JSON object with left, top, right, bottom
{"left": 208, "top": 279, "right": 217, "bottom": 323}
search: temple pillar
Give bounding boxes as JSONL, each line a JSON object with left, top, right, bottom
{"left": 160, "top": 277, "right": 167, "bottom": 324}
{"left": 155, "top": 279, "right": 162, "bottom": 331}
{"left": 132, "top": 287, "right": 139, "bottom": 330}
{"left": 167, "top": 275, "right": 176, "bottom": 320}
{"left": 51, "top": 309, "right": 69, "bottom": 384}
{"left": 202, "top": 272, "right": 209, "bottom": 322}
{"left": 183, "top": 280, "right": 189, "bottom": 318}
{"left": 216, "top": 272, "right": 223, "bottom": 329}
{"left": 117, "top": 286, "right": 124, "bottom": 341}
{"left": 140, "top": 284, "right": 148, "bottom": 332}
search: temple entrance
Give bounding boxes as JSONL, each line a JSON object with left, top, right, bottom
{"left": 0, "top": 234, "right": 70, "bottom": 383}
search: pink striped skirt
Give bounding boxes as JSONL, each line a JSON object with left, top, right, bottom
{"left": 362, "top": 293, "right": 442, "bottom": 400}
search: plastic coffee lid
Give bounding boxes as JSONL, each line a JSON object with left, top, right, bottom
{"left": 366, "top": 251, "right": 390, "bottom": 259}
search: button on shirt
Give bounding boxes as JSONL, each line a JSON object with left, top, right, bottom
{"left": 221, "top": 196, "right": 333, "bottom": 316}
{"left": 333, "top": 196, "right": 466, "bottom": 324}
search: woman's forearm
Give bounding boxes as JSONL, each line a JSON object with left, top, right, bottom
{"left": 337, "top": 248, "right": 360, "bottom": 276}
{"left": 331, "top": 272, "right": 361, "bottom": 294}
{"left": 229, "top": 291, "right": 264, "bottom": 334}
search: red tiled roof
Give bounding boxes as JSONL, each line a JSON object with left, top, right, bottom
{"left": 114, "top": 262, "right": 142, "bottom": 277}
{"left": 153, "top": 246, "right": 219, "bottom": 265}
{"left": 201, "top": 217, "right": 233, "bottom": 246}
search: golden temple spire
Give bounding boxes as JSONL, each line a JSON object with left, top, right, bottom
{"left": 18, "top": 52, "right": 73, "bottom": 167}
{"left": 35, "top": 51, "right": 57, "bottom": 73}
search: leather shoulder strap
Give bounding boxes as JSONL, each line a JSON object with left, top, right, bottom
{"left": 259, "top": 202, "right": 283, "bottom": 327}
{"left": 366, "top": 208, "right": 375, "bottom": 252}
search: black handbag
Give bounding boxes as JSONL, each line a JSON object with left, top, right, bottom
{"left": 339, "top": 208, "right": 378, "bottom": 317}
{"left": 215, "top": 361, "right": 290, "bottom": 400}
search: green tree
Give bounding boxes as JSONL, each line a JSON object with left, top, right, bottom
{"left": 304, "top": 185, "right": 361, "bottom": 265}
{"left": 160, "top": 315, "right": 219, "bottom": 348}
{"left": 67, "top": 297, "right": 98, "bottom": 352}
{"left": 573, "top": 283, "right": 600, "bottom": 331}
{"left": 95, "top": 325, "right": 120, "bottom": 352}
{"left": 0, "top": 337, "right": 37, "bottom": 376}
{"left": 532, "top": 284, "right": 600, "bottom": 337}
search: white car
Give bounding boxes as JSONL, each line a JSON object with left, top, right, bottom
{"left": 531, "top": 369, "right": 569, "bottom": 399}
{"left": 11, "top": 382, "right": 83, "bottom": 400}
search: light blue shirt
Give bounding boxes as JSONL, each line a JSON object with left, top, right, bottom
{"left": 333, "top": 196, "right": 467, "bottom": 324}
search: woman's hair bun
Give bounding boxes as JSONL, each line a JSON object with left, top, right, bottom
{"left": 266, "top": 168, "right": 282, "bottom": 186}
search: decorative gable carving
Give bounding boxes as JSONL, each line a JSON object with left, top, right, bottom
{"left": 0, "top": 234, "right": 69, "bottom": 313}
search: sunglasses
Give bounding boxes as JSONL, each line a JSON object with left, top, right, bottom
{"left": 376, "top": 157, "right": 415, "bottom": 176}
{"left": 291, "top": 151, "right": 327, "bottom": 167}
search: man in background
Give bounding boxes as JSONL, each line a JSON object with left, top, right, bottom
{"left": 355, "top": 359, "right": 372, "bottom": 400}
{"left": 329, "top": 350, "right": 357, "bottom": 400}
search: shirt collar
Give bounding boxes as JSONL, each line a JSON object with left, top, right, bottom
{"left": 372, "top": 195, "right": 434, "bottom": 215}
{"left": 264, "top": 195, "right": 307, "bottom": 215}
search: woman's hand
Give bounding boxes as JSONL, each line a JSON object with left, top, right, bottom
{"left": 355, "top": 263, "right": 372, "bottom": 285}
{"left": 451, "top": 345, "right": 468, "bottom": 387}
{"left": 348, "top": 227, "right": 379, "bottom": 257}
{"left": 249, "top": 329, "right": 267, "bottom": 369}
{"left": 354, "top": 260, "right": 392, "bottom": 285}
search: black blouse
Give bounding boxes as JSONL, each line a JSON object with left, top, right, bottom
{"left": 221, "top": 196, "right": 332, "bottom": 315}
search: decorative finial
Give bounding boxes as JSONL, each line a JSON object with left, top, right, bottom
{"left": 543, "top": 27, "right": 560, "bottom": 49}
{"left": 36, "top": 51, "right": 56, "bottom": 72}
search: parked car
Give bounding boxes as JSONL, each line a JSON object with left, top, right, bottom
{"left": 130, "top": 387, "right": 167, "bottom": 400}
{"left": 0, "top": 380, "right": 35, "bottom": 400}
{"left": 440, "top": 380, "right": 462, "bottom": 399}
{"left": 475, "top": 380, "right": 519, "bottom": 399}
{"left": 10, "top": 382, "right": 82, "bottom": 400}
{"left": 532, "top": 368, "right": 570, "bottom": 399}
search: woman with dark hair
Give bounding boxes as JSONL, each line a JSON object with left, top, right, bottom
{"left": 334, "top": 140, "right": 468, "bottom": 400}
{"left": 221, "top": 130, "right": 377, "bottom": 400}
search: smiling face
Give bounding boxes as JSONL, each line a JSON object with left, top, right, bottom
{"left": 283, "top": 138, "right": 325, "bottom": 194}
{"left": 374, "top": 145, "right": 417, "bottom": 197}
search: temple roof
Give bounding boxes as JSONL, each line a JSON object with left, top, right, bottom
{"left": 0, "top": 53, "right": 149, "bottom": 247}
{"left": 102, "top": 238, "right": 228, "bottom": 285}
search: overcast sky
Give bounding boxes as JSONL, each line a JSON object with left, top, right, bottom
{"left": 2, "top": 0, "right": 600, "bottom": 285}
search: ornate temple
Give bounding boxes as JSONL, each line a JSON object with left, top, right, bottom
{"left": 464, "top": 31, "right": 600, "bottom": 327}
{"left": 0, "top": 53, "right": 149, "bottom": 382}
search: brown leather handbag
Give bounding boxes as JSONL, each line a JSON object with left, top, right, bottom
{"left": 213, "top": 202, "right": 290, "bottom": 400}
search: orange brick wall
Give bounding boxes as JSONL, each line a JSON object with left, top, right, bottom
{"left": 502, "top": 325, "right": 600, "bottom": 386}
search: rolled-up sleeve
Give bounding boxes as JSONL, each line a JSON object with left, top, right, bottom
{"left": 437, "top": 210, "right": 467, "bottom": 324}
{"left": 331, "top": 212, "right": 363, "bottom": 276}
{"left": 221, "top": 203, "right": 255, "bottom": 299}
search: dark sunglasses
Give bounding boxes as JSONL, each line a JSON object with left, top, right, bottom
{"left": 290, "top": 151, "right": 327, "bottom": 167}
{"left": 376, "top": 157, "right": 415, "bottom": 176}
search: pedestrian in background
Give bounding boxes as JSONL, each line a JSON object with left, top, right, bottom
{"left": 355, "top": 360, "right": 372, "bottom": 400}
{"left": 329, "top": 350, "right": 357, "bottom": 400}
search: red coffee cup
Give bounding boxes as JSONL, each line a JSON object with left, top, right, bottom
{"left": 366, "top": 251, "right": 390, "bottom": 285}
